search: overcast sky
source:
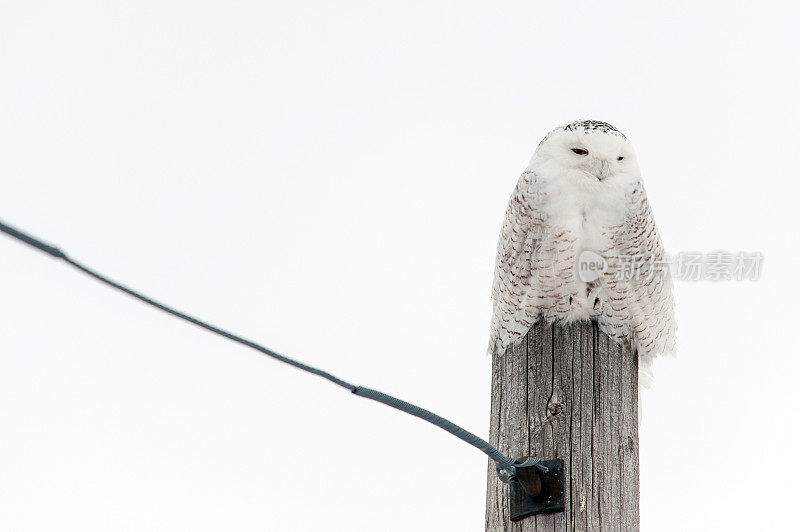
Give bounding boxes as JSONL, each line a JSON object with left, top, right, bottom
{"left": 2, "top": 2, "right": 798, "bottom": 531}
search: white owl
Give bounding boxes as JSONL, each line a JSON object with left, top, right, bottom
{"left": 489, "top": 120, "right": 676, "bottom": 383}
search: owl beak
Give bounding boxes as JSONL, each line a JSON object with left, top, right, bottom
{"left": 595, "top": 160, "right": 609, "bottom": 181}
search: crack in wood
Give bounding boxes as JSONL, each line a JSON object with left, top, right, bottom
{"left": 485, "top": 320, "right": 639, "bottom": 531}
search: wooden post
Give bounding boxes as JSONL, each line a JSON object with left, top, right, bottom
{"left": 485, "top": 320, "right": 639, "bottom": 531}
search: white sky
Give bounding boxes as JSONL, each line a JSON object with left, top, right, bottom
{"left": 1, "top": 2, "right": 798, "bottom": 530}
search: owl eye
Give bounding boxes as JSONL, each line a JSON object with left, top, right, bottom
{"left": 617, "top": 156, "right": 624, "bottom": 161}
{"left": 571, "top": 148, "right": 588, "bottom": 155}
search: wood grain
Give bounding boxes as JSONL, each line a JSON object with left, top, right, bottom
{"left": 486, "top": 320, "right": 639, "bottom": 531}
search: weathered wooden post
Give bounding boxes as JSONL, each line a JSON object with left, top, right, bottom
{"left": 485, "top": 320, "right": 639, "bottom": 531}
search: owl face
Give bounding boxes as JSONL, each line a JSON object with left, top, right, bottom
{"left": 530, "top": 120, "right": 640, "bottom": 185}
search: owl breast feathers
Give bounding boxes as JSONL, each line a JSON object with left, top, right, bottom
{"left": 489, "top": 120, "right": 676, "bottom": 382}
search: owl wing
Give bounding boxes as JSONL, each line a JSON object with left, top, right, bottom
{"left": 489, "top": 171, "right": 556, "bottom": 355}
{"left": 598, "top": 180, "right": 676, "bottom": 381}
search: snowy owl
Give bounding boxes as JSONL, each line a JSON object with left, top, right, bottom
{"left": 489, "top": 120, "right": 676, "bottom": 382}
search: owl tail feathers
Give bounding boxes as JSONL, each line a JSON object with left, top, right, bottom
{"left": 487, "top": 330, "right": 501, "bottom": 357}
{"left": 638, "top": 386, "right": 643, "bottom": 426}
{"left": 638, "top": 354, "right": 655, "bottom": 389}
{"left": 637, "top": 353, "right": 654, "bottom": 426}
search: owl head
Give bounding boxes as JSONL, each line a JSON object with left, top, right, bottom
{"left": 529, "top": 120, "right": 640, "bottom": 185}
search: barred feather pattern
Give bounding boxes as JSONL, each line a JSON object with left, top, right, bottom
{"left": 596, "top": 180, "right": 676, "bottom": 378}
{"left": 489, "top": 131, "right": 676, "bottom": 384}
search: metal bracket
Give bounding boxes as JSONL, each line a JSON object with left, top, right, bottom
{"left": 510, "top": 458, "right": 565, "bottom": 522}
